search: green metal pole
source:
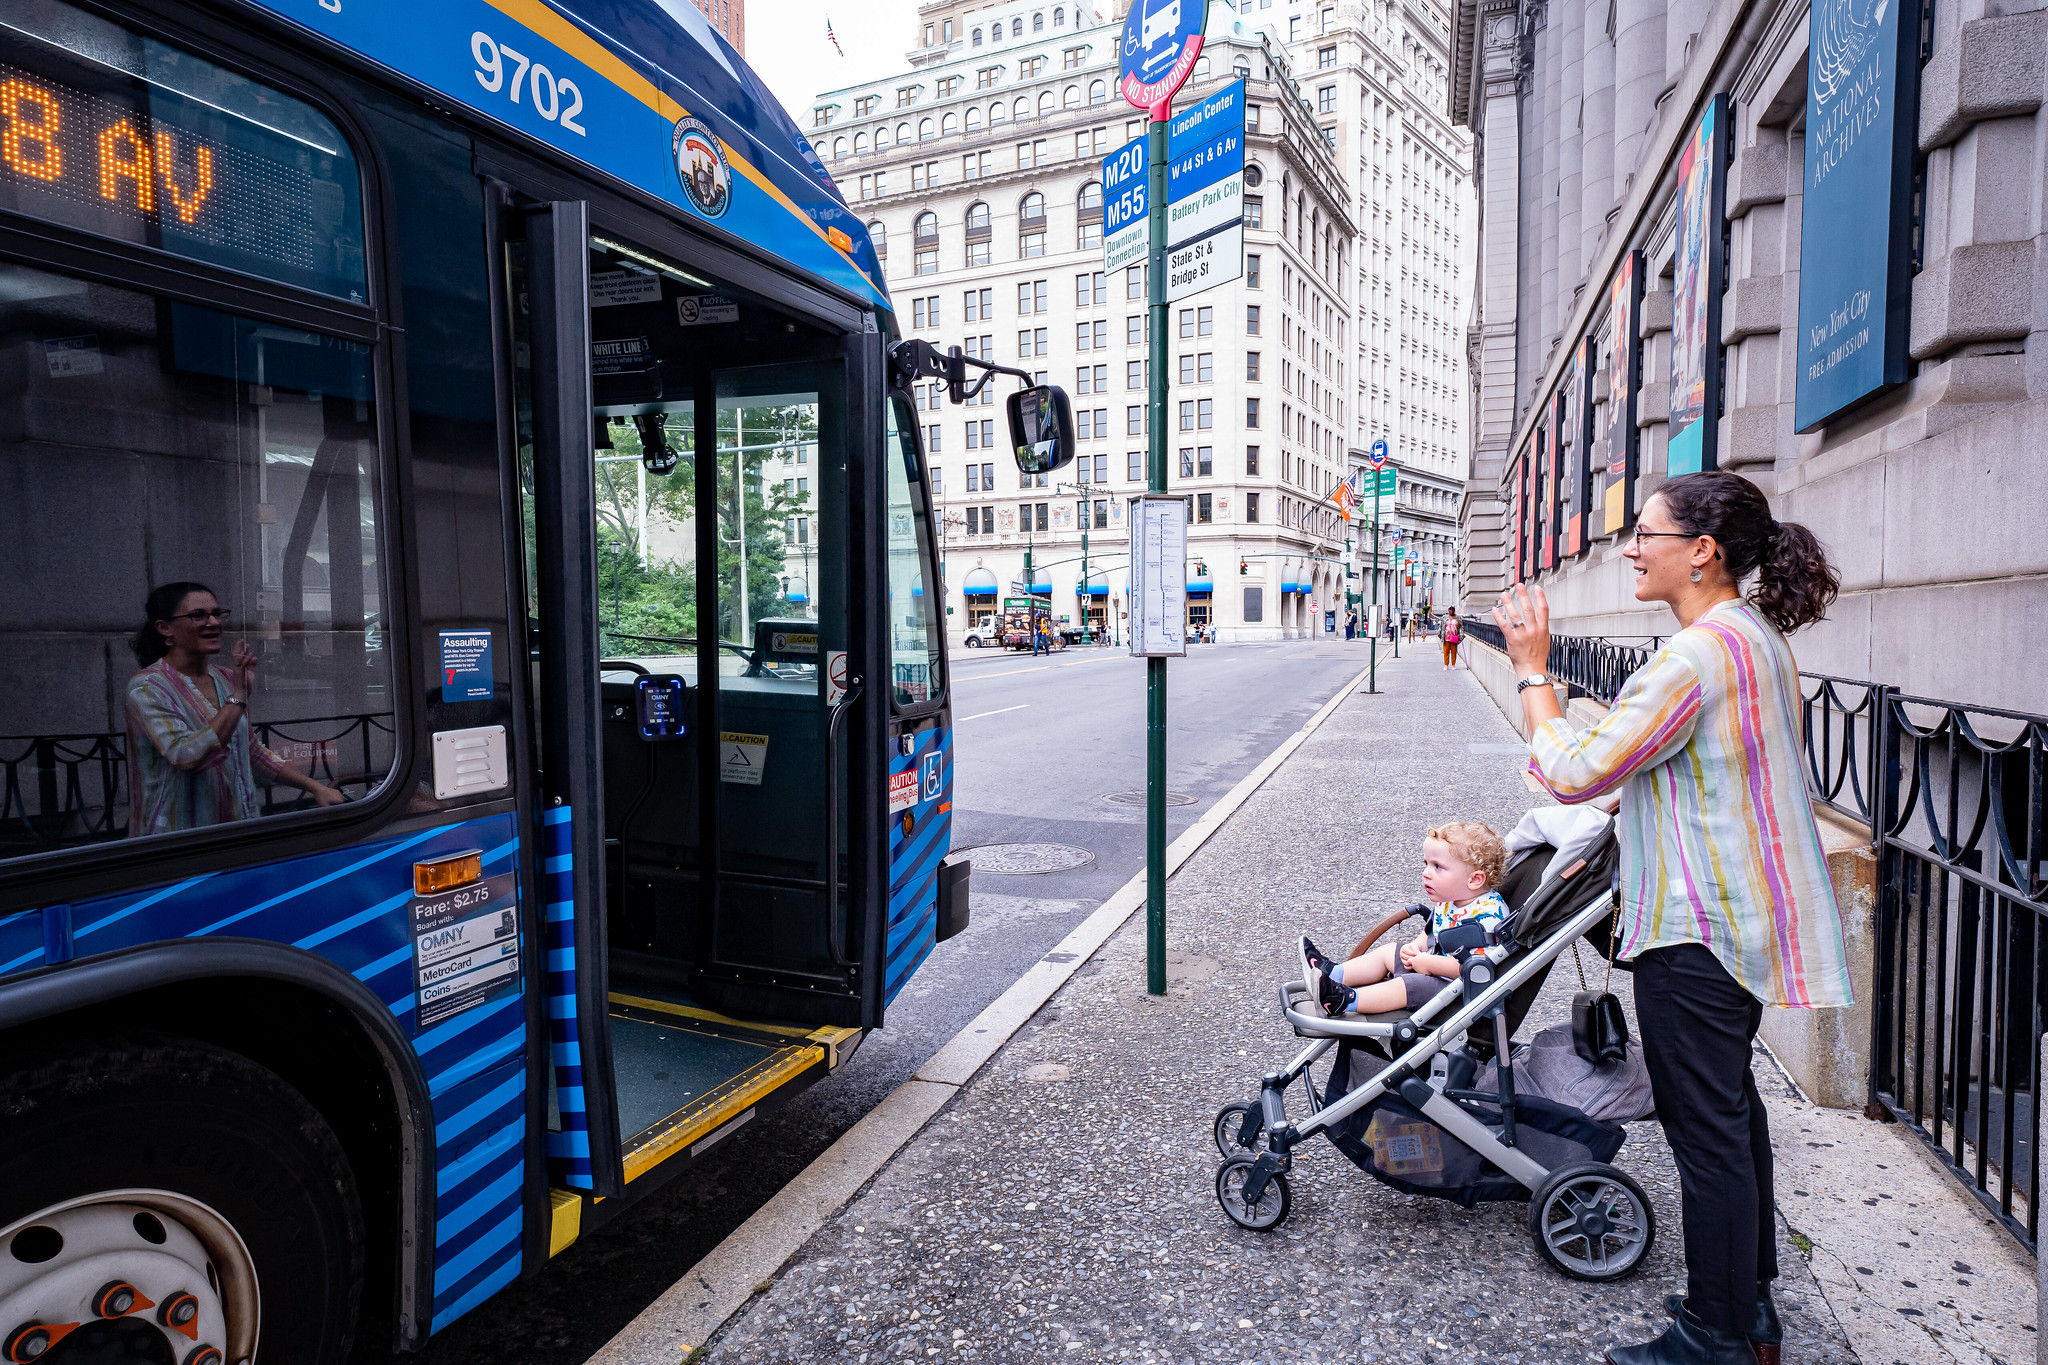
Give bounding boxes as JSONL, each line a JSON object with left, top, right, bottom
{"left": 1368, "top": 477, "right": 1381, "bottom": 693}
{"left": 1146, "top": 108, "right": 1169, "bottom": 997}
{"left": 1025, "top": 537, "right": 1035, "bottom": 653}
{"left": 1081, "top": 499, "right": 1092, "bottom": 644}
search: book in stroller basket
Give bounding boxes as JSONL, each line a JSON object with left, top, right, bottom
{"left": 1210, "top": 815, "right": 1659, "bottom": 1282}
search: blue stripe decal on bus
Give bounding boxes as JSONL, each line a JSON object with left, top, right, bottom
{"left": 12, "top": 812, "right": 535, "bottom": 1337}
{"left": 886, "top": 726, "right": 951, "bottom": 1005}
{"left": 541, "top": 805, "right": 594, "bottom": 1190}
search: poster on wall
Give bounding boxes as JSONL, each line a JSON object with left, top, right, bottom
{"left": 1535, "top": 425, "right": 1553, "bottom": 571}
{"left": 1601, "top": 250, "right": 1644, "bottom": 535}
{"left": 1668, "top": 94, "right": 1729, "bottom": 476}
{"left": 1562, "top": 337, "right": 1595, "bottom": 557}
{"left": 1794, "top": 0, "right": 1922, "bottom": 430}
{"left": 1509, "top": 449, "right": 1526, "bottom": 582}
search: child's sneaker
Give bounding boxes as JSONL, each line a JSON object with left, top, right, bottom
{"left": 1299, "top": 935, "right": 1336, "bottom": 979}
{"left": 1316, "top": 973, "right": 1356, "bottom": 1018}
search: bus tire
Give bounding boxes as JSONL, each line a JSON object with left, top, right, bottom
{"left": 0, "top": 1031, "right": 364, "bottom": 1363}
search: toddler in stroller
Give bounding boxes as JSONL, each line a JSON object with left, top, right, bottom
{"left": 1212, "top": 811, "right": 1659, "bottom": 1283}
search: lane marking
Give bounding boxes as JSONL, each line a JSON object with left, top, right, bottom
{"left": 954, "top": 653, "right": 1130, "bottom": 682}
{"left": 958, "top": 704, "right": 1030, "bottom": 722}
{"left": 587, "top": 654, "right": 1378, "bottom": 1363}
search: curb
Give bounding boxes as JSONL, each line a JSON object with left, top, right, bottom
{"left": 586, "top": 654, "right": 1382, "bottom": 1364}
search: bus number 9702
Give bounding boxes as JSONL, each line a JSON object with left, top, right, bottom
{"left": 472, "top": 31, "right": 587, "bottom": 135}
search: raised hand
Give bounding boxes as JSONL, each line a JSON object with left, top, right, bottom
{"left": 232, "top": 638, "right": 259, "bottom": 698}
{"left": 1490, "top": 582, "right": 1552, "bottom": 675}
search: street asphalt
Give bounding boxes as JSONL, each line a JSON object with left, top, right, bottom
{"left": 369, "top": 636, "right": 1375, "bottom": 1365}
{"left": 699, "top": 651, "right": 1863, "bottom": 1365}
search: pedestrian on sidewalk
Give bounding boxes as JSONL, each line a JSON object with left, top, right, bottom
{"left": 1494, "top": 470, "right": 1852, "bottom": 1365}
{"left": 1441, "top": 609, "right": 1461, "bottom": 669}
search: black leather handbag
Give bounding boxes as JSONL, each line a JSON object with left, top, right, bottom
{"left": 1570, "top": 903, "right": 1630, "bottom": 1065}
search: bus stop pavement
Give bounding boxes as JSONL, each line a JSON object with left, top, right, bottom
{"left": 688, "top": 657, "right": 1872, "bottom": 1364}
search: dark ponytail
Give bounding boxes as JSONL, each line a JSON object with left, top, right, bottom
{"left": 1656, "top": 471, "right": 1839, "bottom": 633}
{"left": 131, "top": 581, "right": 214, "bottom": 666}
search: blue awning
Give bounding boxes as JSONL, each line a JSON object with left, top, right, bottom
{"left": 963, "top": 588, "right": 997, "bottom": 598}
{"left": 1186, "top": 578, "right": 1212, "bottom": 592}
{"left": 1029, "top": 580, "right": 1052, "bottom": 592}
{"left": 785, "top": 591, "right": 809, "bottom": 603}
{"left": 1280, "top": 581, "right": 1298, "bottom": 593}
{"left": 911, "top": 584, "right": 924, "bottom": 597}
{"left": 1079, "top": 584, "right": 1108, "bottom": 596}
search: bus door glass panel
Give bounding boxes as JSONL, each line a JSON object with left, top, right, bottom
{"left": 0, "top": 263, "right": 394, "bottom": 858}
{"left": 706, "top": 364, "right": 845, "bottom": 979}
{"left": 883, "top": 398, "right": 943, "bottom": 710}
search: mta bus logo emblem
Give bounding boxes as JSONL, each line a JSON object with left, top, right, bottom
{"left": 921, "top": 752, "right": 943, "bottom": 801}
{"left": 672, "top": 117, "right": 732, "bottom": 219}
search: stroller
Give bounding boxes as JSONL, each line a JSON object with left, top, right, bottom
{"left": 1209, "top": 816, "right": 1658, "bottom": 1282}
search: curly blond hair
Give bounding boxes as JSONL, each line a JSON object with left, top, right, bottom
{"left": 1426, "top": 820, "right": 1508, "bottom": 889}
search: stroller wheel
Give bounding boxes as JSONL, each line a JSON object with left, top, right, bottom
{"left": 1214, "top": 1155, "right": 1291, "bottom": 1231}
{"left": 1213, "top": 1101, "right": 1264, "bottom": 1157}
{"left": 1528, "top": 1162, "right": 1655, "bottom": 1282}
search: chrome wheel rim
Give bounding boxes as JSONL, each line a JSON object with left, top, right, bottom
{"left": 0, "top": 1191, "right": 258, "bottom": 1364}
{"left": 1216, "top": 1162, "right": 1283, "bottom": 1226}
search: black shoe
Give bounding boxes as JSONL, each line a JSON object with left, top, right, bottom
{"left": 1663, "top": 1290, "right": 1781, "bottom": 1365}
{"left": 1606, "top": 1303, "right": 1755, "bottom": 1365}
{"left": 1315, "top": 973, "right": 1355, "bottom": 1018}
{"left": 1300, "top": 935, "right": 1336, "bottom": 979}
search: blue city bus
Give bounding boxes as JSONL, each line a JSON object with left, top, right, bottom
{"left": 0, "top": 0, "right": 1068, "bottom": 1357}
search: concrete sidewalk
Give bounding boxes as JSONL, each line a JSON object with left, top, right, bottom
{"left": 684, "top": 653, "right": 2030, "bottom": 1364}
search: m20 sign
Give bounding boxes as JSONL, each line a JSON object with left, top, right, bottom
{"left": 1121, "top": 0, "right": 1210, "bottom": 112}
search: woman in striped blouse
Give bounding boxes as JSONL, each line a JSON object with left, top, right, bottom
{"left": 1495, "top": 471, "right": 1850, "bottom": 1365}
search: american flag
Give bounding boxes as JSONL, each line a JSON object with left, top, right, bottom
{"left": 826, "top": 17, "right": 845, "bottom": 55}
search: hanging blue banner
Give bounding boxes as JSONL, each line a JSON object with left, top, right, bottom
{"left": 1793, "top": 0, "right": 1923, "bottom": 430}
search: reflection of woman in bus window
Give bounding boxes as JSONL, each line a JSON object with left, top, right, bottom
{"left": 126, "top": 582, "right": 343, "bottom": 835}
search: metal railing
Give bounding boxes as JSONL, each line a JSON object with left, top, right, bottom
{"left": 1457, "top": 618, "right": 1658, "bottom": 705}
{"left": 0, "top": 712, "right": 395, "bottom": 854}
{"left": 1869, "top": 691, "right": 2047, "bottom": 1250}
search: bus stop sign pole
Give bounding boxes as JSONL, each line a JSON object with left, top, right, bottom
{"left": 1121, "top": 0, "right": 1207, "bottom": 996}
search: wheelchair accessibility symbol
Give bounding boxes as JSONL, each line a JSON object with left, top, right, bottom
{"left": 920, "top": 752, "right": 944, "bottom": 801}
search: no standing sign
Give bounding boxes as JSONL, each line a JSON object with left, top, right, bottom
{"left": 1120, "top": 0, "right": 1210, "bottom": 113}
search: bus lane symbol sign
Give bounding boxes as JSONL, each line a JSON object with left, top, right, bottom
{"left": 719, "top": 731, "right": 768, "bottom": 786}
{"left": 411, "top": 871, "right": 519, "bottom": 1028}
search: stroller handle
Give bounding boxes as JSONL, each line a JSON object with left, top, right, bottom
{"left": 1347, "top": 901, "right": 1429, "bottom": 960}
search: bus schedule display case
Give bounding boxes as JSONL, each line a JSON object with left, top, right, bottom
{"left": 0, "top": 0, "right": 1066, "bottom": 1355}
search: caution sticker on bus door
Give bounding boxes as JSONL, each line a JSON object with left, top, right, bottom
{"left": 411, "top": 872, "right": 520, "bottom": 1028}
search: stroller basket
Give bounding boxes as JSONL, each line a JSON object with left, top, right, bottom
{"left": 1210, "top": 816, "right": 1659, "bottom": 1282}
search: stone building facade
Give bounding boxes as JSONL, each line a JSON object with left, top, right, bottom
{"left": 812, "top": 1, "right": 1365, "bottom": 643}
{"left": 1450, "top": 0, "right": 2048, "bottom": 712}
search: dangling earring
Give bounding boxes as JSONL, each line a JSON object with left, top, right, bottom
{"left": 1689, "top": 568, "right": 1703, "bottom": 583}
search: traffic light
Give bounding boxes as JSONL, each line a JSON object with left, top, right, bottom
{"left": 1238, "top": 558, "right": 1248, "bottom": 575}
{"left": 1194, "top": 560, "right": 1208, "bottom": 578}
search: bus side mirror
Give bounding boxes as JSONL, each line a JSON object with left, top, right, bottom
{"left": 1007, "top": 385, "right": 1075, "bottom": 475}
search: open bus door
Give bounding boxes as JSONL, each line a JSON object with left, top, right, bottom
{"left": 509, "top": 201, "right": 883, "bottom": 1200}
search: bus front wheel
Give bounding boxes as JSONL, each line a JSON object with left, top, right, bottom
{"left": 0, "top": 1032, "right": 364, "bottom": 1364}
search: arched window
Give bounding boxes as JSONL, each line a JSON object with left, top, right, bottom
{"left": 1020, "top": 191, "right": 1045, "bottom": 219}
{"left": 868, "top": 219, "right": 885, "bottom": 250}
{"left": 942, "top": 111, "right": 959, "bottom": 135}
{"left": 1076, "top": 180, "right": 1102, "bottom": 214}
{"left": 1037, "top": 90, "right": 1054, "bottom": 116}
{"left": 972, "top": 26, "right": 983, "bottom": 45}
{"left": 1012, "top": 17, "right": 1023, "bottom": 35}
{"left": 1089, "top": 79, "right": 1106, "bottom": 104}
{"left": 1014, "top": 95, "right": 1030, "bottom": 120}
{"left": 915, "top": 210, "right": 938, "bottom": 239}
{"left": 1195, "top": 56, "right": 1210, "bottom": 76}
{"left": 919, "top": 117, "right": 934, "bottom": 140}
{"left": 1032, "top": 11, "right": 1044, "bottom": 30}
{"left": 1234, "top": 58, "right": 1251, "bottom": 77}
{"left": 1062, "top": 84, "right": 1080, "bottom": 108}
{"left": 832, "top": 137, "right": 846, "bottom": 159}
{"left": 991, "top": 101, "right": 1008, "bottom": 124}
{"left": 856, "top": 131, "right": 870, "bottom": 153}
{"left": 966, "top": 201, "right": 991, "bottom": 231}
{"left": 874, "top": 125, "right": 890, "bottom": 149}
{"left": 965, "top": 106, "right": 982, "bottom": 131}
{"left": 1055, "top": 6, "right": 1066, "bottom": 25}
{"left": 897, "top": 121, "right": 912, "bottom": 144}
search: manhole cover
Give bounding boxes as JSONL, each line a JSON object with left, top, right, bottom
{"left": 1103, "top": 790, "right": 1197, "bottom": 806}
{"left": 964, "top": 843, "right": 1096, "bottom": 874}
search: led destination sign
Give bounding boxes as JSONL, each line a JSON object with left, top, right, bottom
{"left": 0, "top": 3, "right": 367, "bottom": 300}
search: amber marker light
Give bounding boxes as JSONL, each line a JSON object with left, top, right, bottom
{"left": 415, "top": 849, "right": 483, "bottom": 896}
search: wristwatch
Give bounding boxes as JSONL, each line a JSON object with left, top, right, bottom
{"left": 223, "top": 695, "right": 246, "bottom": 710}
{"left": 1516, "top": 673, "right": 1551, "bottom": 693}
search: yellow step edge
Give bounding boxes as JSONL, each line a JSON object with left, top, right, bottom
{"left": 548, "top": 1187, "right": 582, "bottom": 1257}
{"left": 807, "top": 1024, "right": 862, "bottom": 1068}
{"left": 621, "top": 1043, "right": 824, "bottom": 1183}
{"left": 607, "top": 991, "right": 815, "bottom": 1039}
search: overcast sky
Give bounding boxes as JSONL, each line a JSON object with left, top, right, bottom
{"left": 747, "top": 0, "right": 923, "bottom": 122}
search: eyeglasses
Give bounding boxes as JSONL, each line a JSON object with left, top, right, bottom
{"left": 166, "top": 608, "right": 232, "bottom": 623}
{"left": 1627, "top": 529, "right": 1696, "bottom": 550}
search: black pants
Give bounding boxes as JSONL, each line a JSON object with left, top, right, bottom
{"left": 1633, "top": 943, "right": 1779, "bottom": 1334}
